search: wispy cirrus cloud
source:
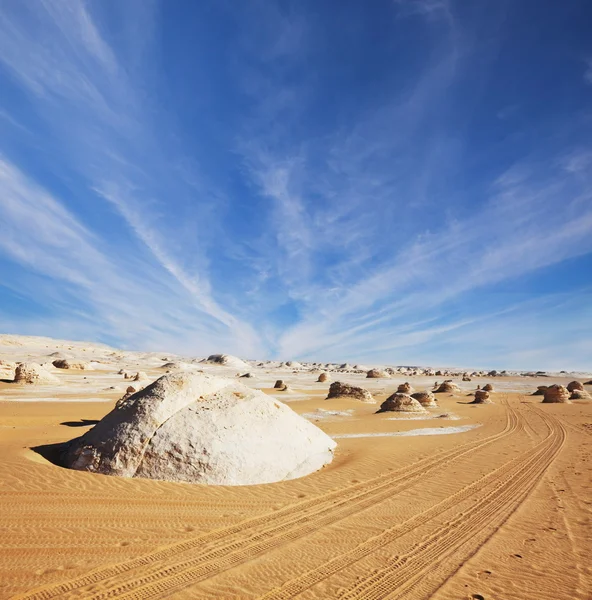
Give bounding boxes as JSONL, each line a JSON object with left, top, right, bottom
{"left": 0, "top": 0, "right": 262, "bottom": 355}
{"left": 0, "top": 1, "right": 591, "bottom": 370}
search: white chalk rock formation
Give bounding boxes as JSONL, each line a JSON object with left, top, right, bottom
{"left": 434, "top": 381, "right": 460, "bottom": 394}
{"left": 52, "top": 359, "right": 93, "bottom": 370}
{"left": 160, "top": 362, "right": 194, "bottom": 371}
{"left": 397, "top": 382, "right": 414, "bottom": 394}
{"left": 206, "top": 354, "right": 250, "bottom": 370}
{"left": 14, "top": 363, "right": 60, "bottom": 384}
{"left": 542, "top": 384, "right": 571, "bottom": 404}
{"left": 326, "top": 381, "right": 374, "bottom": 403}
{"left": 378, "top": 393, "right": 428, "bottom": 414}
{"left": 63, "top": 372, "right": 336, "bottom": 485}
{"left": 366, "top": 369, "right": 388, "bottom": 378}
{"left": 471, "top": 390, "right": 493, "bottom": 404}
{"left": 567, "top": 380, "right": 584, "bottom": 392}
{"left": 411, "top": 391, "right": 438, "bottom": 407}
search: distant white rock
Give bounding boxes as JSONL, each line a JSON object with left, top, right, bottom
{"left": 52, "top": 359, "right": 93, "bottom": 370}
{"left": 206, "top": 354, "right": 250, "bottom": 370}
{"left": 327, "top": 381, "right": 375, "bottom": 403}
{"left": 159, "top": 361, "right": 195, "bottom": 371}
{"left": 64, "top": 371, "right": 336, "bottom": 485}
{"left": 14, "top": 363, "right": 60, "bottom": 385}
{"left": 285, "top": 360, "right": 303, "bottom": 369}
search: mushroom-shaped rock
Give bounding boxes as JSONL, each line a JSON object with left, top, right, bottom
{"left": 274, "top": 379, "right": 285, "bottom": 389}
{"left": 411, "top": 391, "right": 437, "bottom": 407}
{"left": 567, "top": 381, "right": 584, "bottom": 392}
{"left": 326, "top": 381, "right": 374, "bottom": 403}
{"left": 570, "top": 389, "right": 591, "bottom": 400}
{"left": 471, "top": 390, "right": 492, "bottom": 404}
{"left": 317, "top": 372, "right": 330, "bottom": 383}
{"left": 434, "top": 381, "right": 460, "bottom": 393}
{"left": 63, "top": 372, "right": 336, "bottom": 485}
{"left": 206, "top": 354, "right": 250, "bottom": 370}
{"left": 397, "top": 382, "right": 414, "bottom": 394}
{"left": 14, "top": 363, "right": 59, "bottom": 384}
{"left": 482, "top": 383, "right": 494, "bottom": 392}
{"left": 52, "top": 359, "right": 93, "bottom": 370}
{"left": 378, "top": 393, "right": 428, "bottom": 414}
{"left": 542, "top": 384, "right": 571, "bottom": 404}
{"left": 366, "top": 369, "right": 388, "bottom": 378}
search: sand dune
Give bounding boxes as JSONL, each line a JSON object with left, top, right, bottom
{"left": 0, "top": 336, "right": 590, "bottom": 599}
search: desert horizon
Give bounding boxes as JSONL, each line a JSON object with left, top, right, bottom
{"left": 1, "top": 333, "right": 591, "bottom": 599}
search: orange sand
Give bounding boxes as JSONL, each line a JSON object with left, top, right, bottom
{"left": 1, "top": 381, "right": 591, "bottom": 599}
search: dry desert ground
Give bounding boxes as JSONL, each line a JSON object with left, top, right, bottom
{"left": 0, "top": 335, "right": 590, "bottom": 600}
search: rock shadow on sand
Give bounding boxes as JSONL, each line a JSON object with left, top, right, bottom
{"left": 60, "top": 419, "right": 99, "bottom": 428}
{"left": 31, "top": 441, "right": 68, "bottom": 468}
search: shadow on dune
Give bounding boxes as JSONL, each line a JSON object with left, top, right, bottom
{"left": 31, "top": 441, "right": 68, "bottom": 467}
{"left": 60, "top": 419, "right": 99, "bottom": 427}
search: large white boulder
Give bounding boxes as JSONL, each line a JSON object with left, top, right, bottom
{"left": 64, "top": 371, "right": 336, "bottom": 485}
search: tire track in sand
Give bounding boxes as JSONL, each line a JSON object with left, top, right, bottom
{"left": 15, "top": 403, "right": 519, "bottom": 600}
{"left": 335, "top": 409, "right": 565, "bottom": 600}
{"left": 257, "top": 403, "right": 545, "bottom": 599}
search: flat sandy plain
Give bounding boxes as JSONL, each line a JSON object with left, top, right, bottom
{"left": 0, "top": 337, "right": 591, "bottom": 599}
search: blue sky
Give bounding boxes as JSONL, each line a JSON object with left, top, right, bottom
{"left": 1, "top": 0, "right": 591, "bottom": 370}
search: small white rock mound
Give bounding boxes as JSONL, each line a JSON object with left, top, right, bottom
{"left": 14, "top": 363, "right": 59, "bottom": 384}
{"left": 317, "top": 372, "right": 330, "bottom": 383}
{"left": 411, "top": 391, "right": 437, "bottom": 407}
{"left": 570, "top": 389, "right": 591, "bottom": 400}
{"left": 206, "top": 354, "right": 250, "bottom": 370}
{"left": 434, "top": 381, "right": 460, "bottom": 394}
{"left": 471, "top": 390, "right": 492, "bottom": 404}
{"left": 326, "top": 381, "right": 374, "bottom": 403}
{"left": 378, "top": 393, "right": 428, "bottom": 414}
{"left": 482, "top": 383, "right": 494, "bottom": 392}
{"left": 63, "top": 372, "right": 336, "bottom": 485}
{"left": 567, "top": 381, "right": 584, "bottom": 392}
{"left": 366, "top": 369, "right": 388, "bottom": 378}
{"left": 160, "top": 361, "right": 193, "bottom": 371}
{"left": 52, "top": 359, "right": 93, "bottom": 370}
{"left": 397, "top": 382, "right": 414, "bottom": 394}
{"left": 542, "top": 384, "right": 571, "bottom": 404}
